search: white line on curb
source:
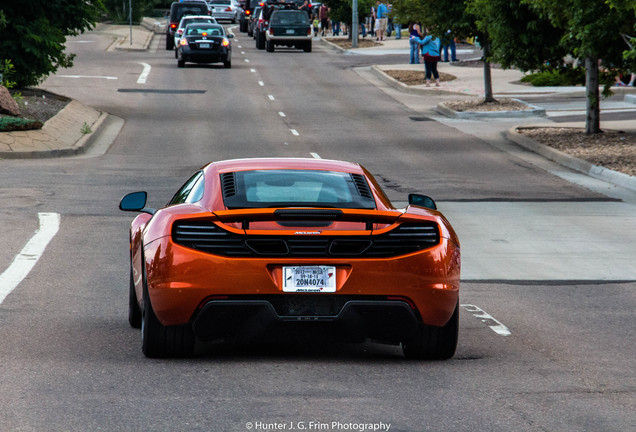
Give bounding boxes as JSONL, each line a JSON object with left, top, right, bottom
{"left": 461, "top": 304, "right": 511, "bottom": 336}
{"left": 0, "top": 213, "right": 61, "bottom": 305}
{"left": 137, "top": 62, "right": 151, "bottom": 84}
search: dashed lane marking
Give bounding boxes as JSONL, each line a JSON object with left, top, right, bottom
{"left": 0, "top": 213, "right": 61, "bottom": 305}
{"left": 310, "top": 153, "right": 322, "bottom": 159}
{"left": 290, "top": 129, "right": 299, "bottom": 136}
{"left": 268, "top": 95, "right": 275, "bottom": 100}
{"left": 461, "top": 304, "right": 511, "bottom": 336}
{"left": 278, "top": 112, "right": 286, "bottom": 117}
{"left": 258, "top": 81, "right": 264, "bottom": 86}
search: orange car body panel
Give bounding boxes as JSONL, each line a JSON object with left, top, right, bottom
{"left": 128, "top": 158, "right": 460, "bottom": 331}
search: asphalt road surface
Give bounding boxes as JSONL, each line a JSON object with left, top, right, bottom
{"left": 0, "top": 27, "right": 634, "bottom": 432}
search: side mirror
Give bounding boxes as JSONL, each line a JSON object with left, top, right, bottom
{"left": 119, "top": 191, "right": 156, "bottom": 215}
{"left": 408, "top": 193, "right": 437, "bottom": 210}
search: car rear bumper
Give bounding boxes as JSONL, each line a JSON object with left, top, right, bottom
{"left": 191, "top": 297, "right": 420, "bottom": 343}
{"left": 266, "top": 34, "right": 312, "bottom": 42}
{"left": 143, "top": 237, "right": 460, "bottom": 328}
{"left": 179, "top": 46, "right": 230, "bottom": 62}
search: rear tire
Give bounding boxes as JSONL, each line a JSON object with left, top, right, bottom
{"left": 223, "top": 59, "right": 232, "bottom": 68}
{"left": 166, "top": 34, "right": 174, "bottom": 50}
{"left": 266, "top": 39, "right": 275, "bottom": 52}
{"left": 256, "top": 31, "right": 265, "bottom": 49}
{"left": 304, "top": 41, "right": 312, "bottom": 52}
{"left": 403, "top": 301, "right": 459, "bottom": 360}
{"left": 141, "top": 262, "right": 194, "bottom": 358}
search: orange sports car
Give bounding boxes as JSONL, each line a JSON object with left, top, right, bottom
{"left": 119, "top": 158, "right": 460, "bottom": 359}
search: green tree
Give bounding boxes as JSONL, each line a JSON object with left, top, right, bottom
{"left": 606, "top": 0, "right": 636, "bottom": 69}
{"left": 523, "top": 0, "right": 635, "bottom": 134}
{"left": 0, "top": 0, "right": 104, "bottom": 89}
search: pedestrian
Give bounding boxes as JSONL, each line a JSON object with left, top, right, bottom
{"left": 441, "top": 29, "right": 457, "bottom": 62}
{"left": 416, "top": 29, "right": 441, "bottom": 86}
{"left": 408, "top": 22, "right": 422, "bottom": 64}
{"left": 312, "top": 14, "right": 319, "bottom": 37}
{"left": 319, "top": 3, "right": 329, "bottom": 37}
{"left": 375, "top": 1, "right": 388, "bottom": 41}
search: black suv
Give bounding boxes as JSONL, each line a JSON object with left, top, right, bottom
{"left": 265, "top": 9, "right": 312, "bottom": 52}
{"left": 166, "top": 1, "right": 211, "bottom": 50}
{"left": 240, "top": 0, "right": 261, "bottom": 32}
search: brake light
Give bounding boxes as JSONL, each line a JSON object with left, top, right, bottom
{"left": 170, "top": 23, "right": 177, "bottom": 29}
{"left": 269, "top": 28, "right": 273, "bottom": 35}
{"left": 307, "top": 28, "right": 311, "bottom": 35}
{"left": 225, "top": 7, "right": 232, "bottom": 11}
{"left": 222, "top": 38, "right": 230, "bottom": 47}
{"left": 246, "top": 10, "right": 251, "bottom": 15}
{"left": 176, "top": 29, "right": 183, "bottom": 36}
{"left": 180, "top": 38, "right": 188, "bottom": 46}
{"left": 202, "top": 32, "right": 208, "bottom": 36}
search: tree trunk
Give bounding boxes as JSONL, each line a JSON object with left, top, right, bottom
{"left": 482, "top": 40, "right": 495, "bottom": 103}
{"left": 585, "top": 57, "right": 601, "bottom": 134}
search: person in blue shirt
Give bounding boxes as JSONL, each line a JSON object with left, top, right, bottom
{"left": 415, "top": 29, "right": 441, "bottom": 86}
{"left": 375, "top": 1, "right": 388, "bottom": 41}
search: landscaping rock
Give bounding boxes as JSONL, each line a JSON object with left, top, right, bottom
{"left": 0, "top": 85, "right": 20, "bottom": 116}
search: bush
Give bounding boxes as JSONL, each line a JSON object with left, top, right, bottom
{"left": 521, "top": 67, "right": 586, "bottom": 86}
{"left": 0, "top": 116, "right": 43, "bottom": 132}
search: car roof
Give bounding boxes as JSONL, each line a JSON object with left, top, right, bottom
{"left": 203, "top": 158, "right": 366, "bottom": 175}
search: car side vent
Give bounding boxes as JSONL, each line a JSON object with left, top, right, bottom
{"left": 220, "top": 173, "right": 236, "bottom": 198}
{"left": 351, "top": 174, "right": 373, "bottom": 199}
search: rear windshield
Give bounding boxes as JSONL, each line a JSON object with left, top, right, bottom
{"left": 211, "top": 0, "right": 231, "bottom": 4}
{"left": 186, "top": 25, "right": 224, "bottom": 36}
{"left": 271, "top": 11, "right": 309, "bottom": 25}
{"left": 222, "top": 170, "right": 376, "bottom": 209}
{"left": 172, "top": 5, "right": 209, "bottom": 22}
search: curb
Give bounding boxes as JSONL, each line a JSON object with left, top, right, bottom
{"left": 436, "top": 99, "right": 546, "bottom": 119}
{"left": 113, "top": 29, "right": 154, "bottom": 51}
{"left": 626, "top": 94, "right": 636, "bottom": 105}
{"left": 506, "top": 126, "right": 636, "bottom": 192}
{"left": 0, "top": 104, "right": 109, "bottom": 159}
{"left": 370, "top": 65, "right": 468, "bottom": 96}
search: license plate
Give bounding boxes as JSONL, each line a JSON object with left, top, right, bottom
{"left": 283, "top": 266, "right": 336, "bottom": 293}
{"left": 286, "top": 29, "right": 295, "bottom": 34}
{"left": 200, "top": 43, "right": 210, "bottom": 48}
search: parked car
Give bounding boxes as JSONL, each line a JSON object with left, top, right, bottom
{"left": 176, "top": 23, "right": 233, "bottom": 68}
{"left": 173, "top": 15, "right": 218, "bottom": 58}
{"left": 208, "top": 0, "right": 242, "bottom": 23}
{"left": 120, "top": 158, "right": 460, "bottom": 359}
{"left": 265, "top": 9, "right": 312, "bottom": 52}
{"left": 166, "top": 1, "right": 211, "bottom": 50}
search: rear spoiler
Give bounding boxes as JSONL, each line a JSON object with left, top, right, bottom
{"left": 212, "top": 208, "right": 403, "bottom": 230}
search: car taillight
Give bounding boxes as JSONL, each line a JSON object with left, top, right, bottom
{"left": 180, "top": 38, "right": 188, "bottom": 46}
{"left": 176, "top": 29, "right": 183, "bottom": 36}
{"left": 225, "top": 7, "right": 232, "bottom": 11}
{"left": 170, "top": 23, "right": 177, "bottom": 29}
{"left": 269, "top": 28, "right": 273, "bottom": 35}
{"left": 222, "top": 38, "right": 230, "bottom": 47}
{"left": 246, "top": 10, "right": 251, "bottom": 15}
{"left": 307, "top": 28, "right": 311, "bottom": 35}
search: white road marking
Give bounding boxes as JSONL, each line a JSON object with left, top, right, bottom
{"left": 57, "top": 75, "right": 118, "bottom": 80}
{"left": 258, "top": 81, "right": 264, "bottom": 86}
{"left": 290, "top": 129, "right": 299, "bottom": 136}
{"left": 278, "top": 112, "right": 286, "bottom": 117}
{"left": 241, "top": 51, "right": 246, "bottom": 54}
{"left": 67, "top": 40, "right": 96, "bottom": 43}
{"left": 268, "top": 95, "right": 275, "bottom": 100}
{"left": 238, "top": 45, "right": 243, "bottom": 48}
{"left": 244, "top": 59, "right": 250, "bottom": 63}
{"left": 250, "top": 68, "right": 256, "bottom": 72}
{"left": 137, "top": 62, "right": 151, "bottom": 84}
{"left": 0, "top": 213, "right": 61, "bottom": 305}
{"left": 461, "top": 304, "right": 511, "bottom": 336}
{"left": 310, "top": 152, "right": 322, "bottom": 159}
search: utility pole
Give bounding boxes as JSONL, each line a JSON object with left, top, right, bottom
{"left": 352, "top": 0, "right": 358, "bottom": 48}
{"left": 129, "top": 0, "right": 133, "bottom": 45}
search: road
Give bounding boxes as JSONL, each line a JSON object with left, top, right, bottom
{"left": 0, "top": 26, "right": 634, "bottom": 431}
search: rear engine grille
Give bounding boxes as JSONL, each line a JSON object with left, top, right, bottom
{"left": 172, "top": 221, "right": 440, "bottom": 258}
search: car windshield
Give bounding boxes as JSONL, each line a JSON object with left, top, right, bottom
{"left": 186, "top": 25, "right": 224, "bottom": 36}
{"left": 222, "top": 170, "right": 376, "bottom": 209}
{"left": 271, "top": 11, "right": 308, "bottom": 25}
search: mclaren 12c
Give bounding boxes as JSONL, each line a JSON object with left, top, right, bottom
{"left": 119, "top": 158, "right": 460, "bottom": 358}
